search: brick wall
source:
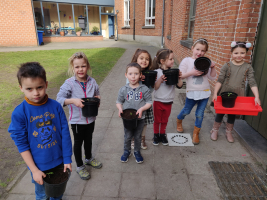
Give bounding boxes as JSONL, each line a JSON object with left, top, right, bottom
{"left": 0, "top": 0, "right": 38, "bottom": 46}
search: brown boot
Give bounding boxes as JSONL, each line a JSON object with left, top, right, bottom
{"left": 141, "top": 136, "right": 147, "bottom": 150}
{"left": 176, "top": 119, "right": 184, "bottom": 133}
{"left": 225, "top": 123, "right": 234, "bottom": 143}
{"left": 192, "top": 126, "right": 201, "bottom": 145}
{"left": 210, "top": 122, "right": 222, "bottom": 141}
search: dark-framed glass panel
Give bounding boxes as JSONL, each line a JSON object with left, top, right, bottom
{"left": 74, "top": 4, "right": 88, "bottom": 35}
{"left": 58, "top": 3, "right": 75, "bottom": 35}
{"left": 88, "top": 6, "right": 100, "bottom": 35}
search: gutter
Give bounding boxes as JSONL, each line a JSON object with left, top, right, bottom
{"left": 133, "top": 0, "right": 135, "bottom": 40}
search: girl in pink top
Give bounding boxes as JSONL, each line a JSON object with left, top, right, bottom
{"left": 177, "top": 38, "right": 217, "bottom": 145}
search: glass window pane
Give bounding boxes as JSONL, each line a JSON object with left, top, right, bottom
{"left": 74, "top": 5, "right": 88, "bottom": 35}
{"left": 152, "top": 0, "right": 155, "bottom": 17}
{"left": 33, "top": 2, "right": 44, "bottom": 30}
{"left": 101, "top": 7, "right": 114, "bottom": 13}
{"left": 41, "top": 2, "right": 59, "bottom": 36}
{"left": 124, "top": 1, "right": 128, "bottom": 20}
{"left": 87, "top": 6, "right": 100, "bottom": 34}
{"left": 146, "top": 0, "right": 151, "bottom": 17}
{"left": 58, "top": 3, "right": 75, "bottom": 35}
{"left": 189, "top": 20, "right": 195, "bottom": 38}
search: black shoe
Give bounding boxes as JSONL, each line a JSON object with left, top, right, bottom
{"left": 153, "top": 134, "right": 160, "bottom": 145}
{"left": 160, "top": 134, "right": 169, "bottom": 145}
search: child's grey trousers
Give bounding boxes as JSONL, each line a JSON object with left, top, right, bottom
{"left": 124, "top": 119, "right": 144, "bottom": 152}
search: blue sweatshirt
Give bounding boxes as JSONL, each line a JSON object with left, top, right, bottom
{"left": 8, "top": 97, "right": 72, "bottom": 171}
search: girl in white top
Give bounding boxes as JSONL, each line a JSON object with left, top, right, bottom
{"left": 177, "top": 38, "right": 217, "bottom": 145}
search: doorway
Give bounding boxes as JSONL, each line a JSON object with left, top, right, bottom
{"left": 108, "top": 15, "right": 114, "bottom": 37}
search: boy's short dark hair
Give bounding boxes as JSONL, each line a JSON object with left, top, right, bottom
{"left": 17, "top": 62, "right": 46, "bottom": 86}
{"left": 126, "top": 62, "right": 142, "bottom": 73}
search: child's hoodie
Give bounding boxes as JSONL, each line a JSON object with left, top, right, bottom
{"left": 116, "top": 84, "right": 152, "bottom": 119}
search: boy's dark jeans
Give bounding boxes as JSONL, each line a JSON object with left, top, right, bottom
{"left": 71, "top": 122, "right": 95, "bottom": 167}
{"left": 124, "top": 119, "right": 144, "bottom": 152}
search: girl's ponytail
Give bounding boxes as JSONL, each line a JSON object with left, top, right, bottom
{"left": 151, "top": 55, "right": 160, "bottom": 70}
{"left": 151, "top": 49, "right": 173, "bottom": 70}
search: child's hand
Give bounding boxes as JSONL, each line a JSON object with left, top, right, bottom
{"left": 141, "top": 75, "right": 145, "bottom": 82}
{"left": 94, "top": 96, "right": 100, "bottom": 107}
{"left": 72, "top": 99, "right": 84, "bottom": 108}
{"left": 212, "top": 94, "right": 217, "bottom": 102}
{"left": 64, "top": 164, "right": 72, "bottom": 172}
{"left": 32, "top": 169, "right": 46, "bottom": 185}
{"left": 118, "top": 108, "right": 123, "bottom": 118}
{"left": 255, "top": 97, "right": 261, "bottom": 106}
{"left": 159, "top": 75, "right": 166, "bottom": 83}
{"left": 210, "top": 61, "right": 216, "bottom": 68}
{"left": 191, "top": 69, "right": 203, "bottom": 76}
{"left": 179, "top": 71, "right": 182, "bottom": 78}
{"left": 136, "top": 108, "right": 143, "bottom": 118}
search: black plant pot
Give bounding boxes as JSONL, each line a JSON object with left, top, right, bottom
{"left": 43, "top": 168, "right": 71, "bottom": 198}
{"left": 81, "top": 97, "right": 100, "bottom": 117}
{"left": 221, "top": 92, "right": 238, "bottom": 108}
{"left": 121, "top": 109, "right": 139, "bottom": 130}
{"left": 142, "top": 70, "right": 158, "bottom": 87}
{"left": 163, "top": 69, "right": 179, "bottom": 85}
{"left": 194, "top": 57, "right": 211, "bottom": 76}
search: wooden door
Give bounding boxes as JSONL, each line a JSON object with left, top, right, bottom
{"left": 245, "top": 0, "right": 267, "bottom": 139}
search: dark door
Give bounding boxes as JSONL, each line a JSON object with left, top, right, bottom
{"left": 245, "top": 0, "right": 267, "bottom": 139}
{"left": 108, "top": 16, "right": 114, "bottom": 37}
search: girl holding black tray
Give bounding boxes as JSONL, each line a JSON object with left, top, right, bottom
{"left": 211, "top": 41, "right": 260, "bottom": 143}
{"left": 176, "top": 38, "right": 217, "bottom": 145}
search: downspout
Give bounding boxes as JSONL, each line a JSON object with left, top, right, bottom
{"left": 31, "top": 0, "right": 39, "bottom": 46}
{"left": 161, "top": 0, "right": 165, "bottom": 48}
{"left": 133, "top": 0, "right": 135, "bottom": 40}
{"left": 116, "top": 14, "right": 118, "bottom": 41}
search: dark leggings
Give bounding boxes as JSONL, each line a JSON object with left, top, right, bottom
{"left": 215, "top": 114, "right": 236, "bottom": 124}
{"left": 71, "top": 122, "right": 95, "bottom": 167}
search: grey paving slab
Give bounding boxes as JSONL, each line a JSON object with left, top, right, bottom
{"left": 5, "top": 194, "right": 35, "bottom": 200}
{"left": 91, "top": 152, "right": 122, "bottom": 173}
{"left": 83, "top": 171, "right": 121, "bottom": 198}
{"left": 154, "top": 173, "right": 195, "bottom": 200}
{"left": 189, "top": 174, "right": 223, "bottom": 200}
{"left": 10, "top": 171, "right": 34, "bottom": 195}
{"left": 120, "top": 173, "right": 155, "bottom": 199}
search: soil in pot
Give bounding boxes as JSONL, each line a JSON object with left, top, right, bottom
{"left": 163, "top": 69, "right": 179, "bottom": 85}
{"left": 142, "top": 70, "right": 157, "bottom": 87}
{"left": 82, "top": 97, "right": 100, "bottom": 117}
{"left": 194, "top": 57, "right": 211, "bottom": 76}
{"left": 121, "top": 109, "right": 138, "bottom": 129}
{"left": 43, "top": 168, "right": 70, "bottom": 198}
{"left": 221, "top": 92, "right": 238, "bottom": 108}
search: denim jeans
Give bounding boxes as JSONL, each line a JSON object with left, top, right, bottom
{"left": 177, "top": 97, "right": 209, "bottom": 128}
{"left": 124, "top": 119, "right": 144, "bottom": 152}
{"left": 31, "top": 172, "right": 63, "bottom": 200}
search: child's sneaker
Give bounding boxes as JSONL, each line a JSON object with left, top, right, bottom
{"left": 152, "top": 134, "right": 160, "bottom": 145}
{"left": 133, "top": 151, "right": 144, "bottom": 164}
{"left": 131, "top": 138, "right": 134, "bottom": 150}
{"left": 76, "top": 165, "right": 90, "bottom": 180}
{"left": 160, "top": 134, "right": 169, "bottom": 145}
{"left": 85, "top": 158, "right": 102, "bottom": 169}
{"left": 121, "top": 150, "right": 131, "bottom": 163}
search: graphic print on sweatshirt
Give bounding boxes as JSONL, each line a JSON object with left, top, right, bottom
{"left": 127, "top": 90, "right": 143, "bottom": 101}
{"left": 193, "top": 76, "right": 203, "bottom": 85}
{"left": 31, "top": 112, "right": 58, "bottom": 149}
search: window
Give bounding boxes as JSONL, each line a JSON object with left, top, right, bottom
{"left": 124, "top": 0, "right": 130, "bottom": 26}
{"left": 188, "top": 0, "right": 197, "bottom": 39}
{"left": 58, "top": 3, "right": 75, "bottom": 35}
{"left": 145, "top": 0, "right": 155, "bottom": 26}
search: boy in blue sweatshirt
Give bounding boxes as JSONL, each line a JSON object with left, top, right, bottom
{"left": 8, "top": 62, "right": 72, "bottom": 200}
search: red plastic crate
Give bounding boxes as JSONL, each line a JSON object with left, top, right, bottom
{"left": 214, "top": 96, "right": 262, "bottom": 116}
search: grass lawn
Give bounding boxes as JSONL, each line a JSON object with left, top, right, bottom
{"left": 0, "top": 47, "right": 125, "bottom": 128}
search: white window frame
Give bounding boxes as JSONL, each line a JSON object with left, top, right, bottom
{"left": 124, "top": 0, "right": 130, "bottom": 27}
{"left": 188, "top": 0, "right": 197, "bottom": 39}
{"left": 145, "top": 0, "right": 155, "bottom": 26}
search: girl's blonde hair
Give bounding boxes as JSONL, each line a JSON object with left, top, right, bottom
{"left": 131, "top": 48, "right": 153, "bottom": 70}
{"left": 68, "top": 52, "right": 92, "bottom": 77}
{"left": 151, "top": 48, "right": 173, "bottom": 70}
{"left": 192, "top": 38, "right": 209, "bottom": 51}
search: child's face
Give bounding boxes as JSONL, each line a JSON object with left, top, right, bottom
{"left": 161, "top": 53, "right": 174, "bottom": 69}
{"left": 232, "top": 47, "right": 246, "bottom": 63}
{"left": 125, "top": 67, "right": 141, "bottom": 86}
{"left": 73, "top": 58, "right": 89, "bottom": 81}
{"left": 137, "top": 53, "right": 150, "bottom": 70}
{"left": 191, "top": 43, "right": 207, "bottom": 59}
{"left": 20, "top": 77, "right": 48, "bottom": 103}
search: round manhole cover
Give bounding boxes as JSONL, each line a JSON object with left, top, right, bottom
{"left": 171, "top": 135, "right": 189, "bottom": 144}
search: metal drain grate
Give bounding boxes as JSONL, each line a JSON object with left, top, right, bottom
{"left": 209, "top": 162, "right": 267, "bottom": 200}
